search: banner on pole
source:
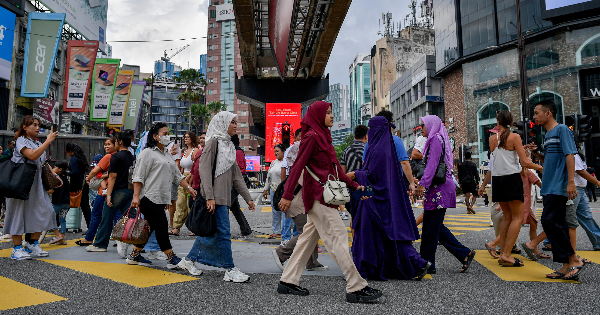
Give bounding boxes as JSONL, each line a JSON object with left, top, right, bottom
{"left": 0, "top": 6, "right": 16, "bottom": 81}
{"left": 123, "top": 81, "right": 146, "bottom": 132}
{"left": 20, "top": 12, "right": 65, "bottom": 97}
{"left": 89, "top": 58, "right": 120, "bottom": 121}
{"left": 63, "top": 40, "right": 99, "bottom": 112}
{"left": 33, "top": 98, "right": 60, "bottom": 128}
{"left": 107, "top": 70, "right": 134, "bottom": 127}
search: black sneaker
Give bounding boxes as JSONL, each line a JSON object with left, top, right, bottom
{"left": 415, "top": 261, "right": 432, "bottom": 281}
{"left": 126, "top": 254, "right": 152, "bottom": 266}
{"left": 346, "top": 286, "right": 383, "bottom": 303}
{"left": 277, "top": 281, "right": 309, "bottom": 296}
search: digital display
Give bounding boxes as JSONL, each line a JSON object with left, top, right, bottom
{"left": 546, "top": 0, "right": 591, "bottom": 10}
{"left": 245, "top": 156, "right": 261, "bottom": 172}
{"left": 265, "top": 103, "right": 302, "bottom": 162}
{"left": 542, "top": 0, "right": 600, "bottom": 19}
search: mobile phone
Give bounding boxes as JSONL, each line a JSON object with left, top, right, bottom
{"left": 353, "top": 185, "right": 374, "bottom": 199}
{"left": 74, "top": 54, "right": 91, "bottom": 66}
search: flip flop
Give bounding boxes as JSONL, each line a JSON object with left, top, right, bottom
{"left": 75, "top": 240, "right": 92, "bottom": 246}
{"left": 461, "top": 251, "right": 476, "bottom": 273}
{"left": 542, "top": 245, "right": 552, "bottom": 251}
{"left": 535, "top": 252, "right": 551, "bottom": 260}
{"left": 498, "top": 258, "right": 524, "bottom": 267}
{"left": 521, "top": 243, "right": 537, "bottom": 261}
{"left": 485, "top": 243, "right": 499, "bottom": 258}
{"left": 546, "top": 271, "right": 565, "bottom": 279}
{"left": 563, "top": 264, "right": 586, "bottom": 280}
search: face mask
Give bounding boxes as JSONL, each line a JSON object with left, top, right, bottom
{"left": 159, "top": 135, "right": 170, "bottom": 146}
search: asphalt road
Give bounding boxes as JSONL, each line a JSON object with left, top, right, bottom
{"left": 2, "top": 192, "right": 600, "bottom": 314}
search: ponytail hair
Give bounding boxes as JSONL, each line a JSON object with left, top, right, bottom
{"left": 496, "top": 110, "right": 513, "bottom": 149}
{"left": 65, "top": 142, "right": 89, "bottom": 172}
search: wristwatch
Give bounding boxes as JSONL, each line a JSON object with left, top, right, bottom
{"left": 187, "top": 186, "right": 192, "bottom": 190}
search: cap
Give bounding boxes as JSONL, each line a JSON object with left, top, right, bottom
{"left": 487, "top": 126, "right": 499, "bottom": 134}
{"left": 91, "top": 154, "right": 103, "bottom": 166}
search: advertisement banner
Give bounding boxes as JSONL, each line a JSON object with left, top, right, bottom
{"left": 90, "top": 58, "right": 120, "bottom": 121}
{"left": 38, "top": 0, "right": 108, "bottom": 52}
{"left": 107, "top": 70, "right": 134, "bottom": 127}
{"left": 245, "top": 156, "right": 261, "bottom": 172}
{"left": 33, "top": 98, "right": 60, "bottom": 128}
{"left": 63, "top": 40, "right": 99, "bottom": 112}
{"left": 0, "top": 6, "right": 16, "bottom": 81}
{"left": 20, "top": 12, "right": 65, "bottom": 98}
{"left": 216, "top": 3, "right": 235, "bottom": 21}
{"left": 265, "top": 103, "right": 301, "bottom": 162}
{"left": 269, "top": 0, "right": 295, "bottom": 80}
{"left": 123, "top": 81, "right": 146, "bottom": 132}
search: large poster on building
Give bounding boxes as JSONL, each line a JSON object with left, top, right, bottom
{"left": 63, "top": 40, "right": 99, "bottom": 112}
{"left": 90, "top": 58, "right": 120, "bottom": 121}
{"left": 265, "top": 103, "right": 301, "bottom": 162}
{"left": 0, "top": 6, "right": 16, "bottom": 81}
{"left": 123, "top": 81, "right": 146, "bottom": 132}
{"left": 107, "top": 70, "right": 134, "bottom": 127}
{"left": 269, "top": 0, "right": 296, "bottom": 80}
{"left": 39, "top": 0, "right": 108, "bottom": 52}
{"left": 33, "top": 98, "right": 60, "bottom": 128}
{"left": 20, "top": 12, "right": 65, "bottom": 98}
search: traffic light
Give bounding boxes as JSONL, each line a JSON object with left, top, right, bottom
{"left": 577, "top": 114, "right": 592, "bottom": 142}
{"left": 565, "top": 115, "right": 576, "bottom": 132}
{"left": 282, "top": 122, "right": 291, "bottom": 148}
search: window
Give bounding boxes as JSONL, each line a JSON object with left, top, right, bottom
{"left": 241, "top": 111, "right": 247, "bottom": 116}
{"left": 209, "top": 23, "right": 214, "bottom": 28}
{"left": 241, "top": 122, "right": 247, "bottom": 127}
{"left": 526, "top": 50, "right": 559, "bottom": 71}
{"left": 208, "top": 56, "right": 213, "bottom": 61}
{"left": 478, "top": 64, "right": 508, "bottom": 83}
{"left": 420, "top": 80, "right": 425, "bottom": 97}
{"left": 209, "top": 34, "right": 214, "bottom": 39}
{"left": 214, "top": 1, "right": 219, "bottom": 5}
{"left": 240, "top": 134, "right": 245, "bottom": 140}
{"left": 209, "top": 10, "right": 216, "bottom": 18}
{"left": 413, "top": 86, "right": 418, "bottom": 102}
{"left": 209, "top": 45, "right": 214, "bottom": 50}
{"left": 208, "top": 67, "right": 213, "bottom": 72}
{"left": 207, "top": 90, "right": 214, "bottom": 95}
{"left": 208, "top": 78, "right": 214, "bottom": 84}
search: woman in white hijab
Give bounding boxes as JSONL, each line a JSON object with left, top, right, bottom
{"left": 180, "top": 111, "right": 257, "bottom": 282}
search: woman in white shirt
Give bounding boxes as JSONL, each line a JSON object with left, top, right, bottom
{"left": 264, "top": 144, "right": 285, "bottom": 238}
{"left": 172, "top": 132, "right": 199, "bottom": 236}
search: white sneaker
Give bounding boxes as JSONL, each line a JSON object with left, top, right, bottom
{"left": 306, "top": 264, "right": 329, "bottom": 271}
{"left": 280, "top": 240, "right": 289, "bottom": 246}
{"left": 147, "top": 251, "right": 168, "bottom": 260}
{"left": 24, "top": 241, "right": 49, "bottom": 257}
{"left": 178, "top": 257, "right": 203, "bottom": 276}
{"left": 11, "top": 246, "right": 32, "bottom": 260}
{"left": 341, "top": 213, "right": 348, "bottom": 220}
{"left": 223, "top": 267, "right": 249, "bottom": 282}
{"left": 86, "top": 245, "right": 107, "bottom": 252}
{"left": 1, "top": 234, "right": 11, "bottom": 240}
{"left": 116, "top": 241, "right": 130, "bottom": 258}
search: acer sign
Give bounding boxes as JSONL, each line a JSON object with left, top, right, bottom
{"left": 21, "top": 12, "right": 65, "bottom": 98}
{"left": 269, "top": 0, "right": 296, "bottom": 80}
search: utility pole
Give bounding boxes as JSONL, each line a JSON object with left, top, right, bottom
{"left": 515, "top": 0, "right": 529, "bottom": 143}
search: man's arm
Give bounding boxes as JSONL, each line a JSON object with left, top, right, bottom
{"left": 566, "top": 154, "right": 577, "bottom": 200}
{"left": 400, "top": 160, "right": 415, "bottom": 195}
{"left": 411, "top": 149, "right": 423, "bottom": 160}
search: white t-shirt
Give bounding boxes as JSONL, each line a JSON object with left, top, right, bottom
{"left": 414, "top": 136, "right": 427, "bottom": 154}
{"left": 574, "top": 154, "right": 587, "bottom": 187}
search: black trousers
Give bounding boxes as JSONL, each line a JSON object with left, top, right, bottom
{"left": 541, "top": 195, "right": 574, "bottom": 263}
{"left": 81, "top": 183, "right": 91, "bottom": 229}
{"left": 138, "top": 197, "right": 172, "bottom": 251}
{"left": 420, "top": 208, "right": 471, "bottom": 270}
{"left": 230, "top": 187, "right": 252, "bottom": 236}
{"left": 587, "top": 185, "right": 597, "bottom": 202}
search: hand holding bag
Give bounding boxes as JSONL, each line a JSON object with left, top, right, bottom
{"left": 111, "top": 207, "right": 150, "bottom": 244}
{"left": 185, "top": 145, "right": 218, "bottom": 237}
{"left": 41, "top": 161, "right": 62, "bottom": 191}
{"left": 305, "top": 164, "right": 350, "bottom": 205}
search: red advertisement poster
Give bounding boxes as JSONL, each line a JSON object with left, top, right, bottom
{"left": 245, "top": 156, "right": 261, "bottom": 172}
{"left": 63, "top": 40, "right": 99, "bottom": 112}
{"left": 265, "top": 103, "right": 301, "bottom": 162}
{"left": 269, "top": 0, "right": 295, "bottom": 80}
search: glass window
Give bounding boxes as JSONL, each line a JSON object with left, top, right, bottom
{"left": 241, "top": 122, "right": 247, "bottom": 127}
{"left": 209, "top": 23, "right": 214, "bottom": 28}
{"left": 526, "top": 50, "right": 559, "bottom": 70}
{"left": 240, "top": 134, "right": 245, "bottom": 140}
{"left": 420, "top": 80, "right": 426, "bottom": 97}
{"left": 581, "top": 37, "right": 600, "bottom": 60}
{"left": 478, "top": 64, "right": 508, "bottom": 83}
{"left": 208, "top": 67, "right": 213, "bottom": 72}
{"left": 209, "top": 10, "right": 216, "bottom": 18}
{"left": 241, "top": 111, "right": 247, "bottom": 116}
{"left": 209, "top": 45, "right": 214, "bottom": 50}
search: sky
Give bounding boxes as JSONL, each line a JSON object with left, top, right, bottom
{"left": 107, "top": 0, "right": 412, "bottom": 85}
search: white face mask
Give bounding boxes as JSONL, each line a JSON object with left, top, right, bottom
{"left": 159, "top": 135, "right": 170, "bottom": 146}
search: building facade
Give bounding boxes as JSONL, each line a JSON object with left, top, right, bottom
{"left": 207, "top": 0, "right": 258, "bottom": 154}
{"left": 325, "top": 83, "right": 350, "bottom": 122}
{"left": 434, "top": 0, "right": 600, "bottom": 166}
{"left": 199, "top": 54, "right": 207, "bottom": 78}
{"left": 154, "top": 59, "right": 181, "bottom": 79}
{"left": 331, "top": 119, "right": 351, "bottom": 146}
{"left": 151, "top": 91, "right": 190, "bottom": 137}
{"left": 391, "top": 55, "right": 443, "bottom": 149}
{"left": 349, "top": 53, "right": 371, "bottom": 130}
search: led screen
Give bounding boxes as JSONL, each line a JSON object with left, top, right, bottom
{"left": 265, "top": 103, "right": 301, "bottom": 162}
{"left": 245, "top": 156, "right": 261, "bottom": 172}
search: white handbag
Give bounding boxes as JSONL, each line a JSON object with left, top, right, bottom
{"left": 305, "top": 165, "right": 350, "bottom": 205}
{"left": 89, "top": 175, "right": 103, "bottom": 191}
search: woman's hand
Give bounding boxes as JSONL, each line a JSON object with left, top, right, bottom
{"left": 106, "top": 195, "right": 113, "bottom": 207}
{"left": 478, "top": 186, "right": 485, "bottom": 197}
{"left": 56, "top": 177, "right": 63, "bottom": 188}
{"left": 263, "top": 190, "right": 269, "bottom": 199}
{"left": 414, "top": 185, "right": 425, "bottom": 199}
{"left": 248, "top": 200, "right": 256, "bottom": 212}
{"left": 207, "top": 199, "right": 216, "bottom": 213}
{"left": 131, "top": 195, "right": 140, "bottom": 208}
{"left": 347, "top": 172, "right": 356, "bottom": 180}
{"left": 356, "top": 186, "right": 371, "bottom": 200}
{"left": 187, "top": 187, "right": 197, "bottom": 199}
{"left": 46, "top": 126, "right": 58, "bottom": 143}
{"left": 278, "top": 198, "right": 291, "bottom": 212}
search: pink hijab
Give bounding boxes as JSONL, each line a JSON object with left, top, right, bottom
{"left": 421, "top": 115, "right": 453, "bottom": 169}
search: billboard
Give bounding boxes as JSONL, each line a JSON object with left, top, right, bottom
{"left": 542, "top": 0, "right": 600, "bottom": 19}
{"left": 265, "top": 103, "right": 301, "bottom": 162}
{"left": 123, "top": 81, "right": 146, "bottom": 132}
{"left": 39, "top": 0, "right": 108, "bottom": 51}
{"left": 63, "top": 40, "right": 99, "bottom": 112}
{"left": 216, "top": 3, "right": 234, "bottom": 21}
{"left": 90, "top": 58, "right": 120, "bottom": 121}
{"left": 269, "top": 0, "right": 295, "bottom": 80}
{"left": 0, "top": 6, "right": 16, "bottom": 80}
{"left": 245, "top": 156, "right": 261, "bottom": 172}
{"left": 33, "top": 98, "right": 60, "bottom": 128}
{"left": 107, "top": 70, "right": 134, "bottom": 127}
{"left": 20, "top": 12, "right": 65, "bottom": 98}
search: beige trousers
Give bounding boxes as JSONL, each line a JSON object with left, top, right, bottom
{"left": 280, "top": 200, "right": 368, "bottom": 293}
{"left": 173, "top": 172, "right": 191, "bottom": 229}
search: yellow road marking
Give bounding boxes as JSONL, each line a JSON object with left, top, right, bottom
{"left": 579, "top": 251, "right": 600, "bottom": 264}
{"left": 40, "top": 260, "right": 199, "bottom": 288}
{"left": 417, "top": 225, "right": 489, "bottom": 231}
{"left": 413, "top": 232, "right": 465, "bottom": 242}
{"left": 441, "top": 222, "right": 491, "bottom": 227}
{"left": 473, "top": 250, "right": 578, "bottom": 283}
{"left": 443, "top": 218, "right": 493, "bottom": 223}
{"left": 261, "top": 207, "right": 272, "bottom": 212}
{"left": 254, "top": 235, "right": 280, "bottom": 239}
{"left": 0, "top": 238, "right": 84, "bottom": 258}
{"left": 0, "top": 275, "right": 66, "bottom": 311}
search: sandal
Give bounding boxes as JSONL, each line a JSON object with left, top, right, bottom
{"left": 485, "top": 243, "right": 499, "bottom": 259}
{"left": 535, "top": 252, "right": 551, "bottom": 260}
{"left": 520, "top": 243, "right": 537, "bottom": 261}
{"left": 188, "top": 233, "right": 196, "bottom": 236}
{"left": 268, "top": 234, "right": 277, "bottom": 239}
{"left": 542, "top": 244, "right": 552, "bottom": 251}
{"left": 461, "top": 251, "right": 476, "bottom": 273}
{"left": 511, "top": 244, "right": 521, "bottom": 254}
{"left": 169, "top": 229, "right": 180, "bottom": 236}
{"left": 498, "top": 258, "right": 524, "bottom": 267}
{"left": 49, "top": 236, "right": 64, "bottom": 245}
{"left": 75, "top": 240, "right": 92, "bottom": 246}
{"left": 546, "top": 271, "right": 565, "bottom": 279}
{"left": 564, "top": 264, "right": 586, "bottom": 280}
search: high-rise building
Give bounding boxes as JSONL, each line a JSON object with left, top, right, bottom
{"left": 154, "top": 59, "right": 181, "bottom": 79}
{"left": 206, "top": 0, "right": 258, "bottom": 154}
{"left": 349, "top": 53, "right": 371, "bottom": 130}
{"left": 326, "top": 83, "right": 350, "bottom": 123}
{"left": 199, "top": 54, "right": 207, "bottom": 78}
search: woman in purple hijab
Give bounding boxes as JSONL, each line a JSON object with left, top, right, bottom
{"left": 352, "top": 116, "right": 431, "bottom": 281}
{"left": 415, "top": 115, "right": 475, "bottom": 274}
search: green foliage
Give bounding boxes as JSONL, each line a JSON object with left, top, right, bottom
{"left": 173, "top": 69, "right": 208, "bottom": 133}
{"left": 334, "top": 134, "right": 355, "bottom": 161}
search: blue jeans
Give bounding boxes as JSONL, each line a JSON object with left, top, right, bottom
{"left": 575, "top": 187, "right": 600, "bottom": 250}
{"left": 187, "top": 205, "right": 234, "bottom": 269}
{"left": 53, "top": 203, "right": 70, "bottom": 234}
{"left": 93, "top": 189, "right": 133, "bottom": 249}
{"left": 143, "top": 231, "right": 161, "bottom": 252}
{"left": 85, "top": 195, "right": 106, "bottom": 242}
{"left": 281, "top": 217, "right": 298, "bottom": 241}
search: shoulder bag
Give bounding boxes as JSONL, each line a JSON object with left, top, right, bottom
{"left": 305, "top": 164, "right": 350, "bottom": 206}
{"left": 111, "top": 207, "right": 150, "bottom": 245}
{"left": 417, "top": 137, "right": 447, "bottom": 186}
{"left": 273, "top": 177, "right": 302, "bottom": 211}
{"left": 41, "top": 160, "right": 62, "bottom": 191}
{"left": 89, "top": 174, "right": 104, "bottom": 191}
{"left": 185, "top": 146, "right": 218, "bottom": 237}
{"left": 69, "top": 190, "right": 83, "bottom": 208}
{"left": 0, "top": 156, "right": 37, "bottom": 200}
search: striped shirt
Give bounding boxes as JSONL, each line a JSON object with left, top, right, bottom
{"left": 341, "top": 140, "right": 366, "bottom": 173}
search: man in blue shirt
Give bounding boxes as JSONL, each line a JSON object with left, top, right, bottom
{"left": 363, "top": 110, "right": 415, "bottom": 195}
{"left": 533, "top": 100, "right": 585, "bottom": 280}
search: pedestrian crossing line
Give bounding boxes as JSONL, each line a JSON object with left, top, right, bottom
{"left": 0, "top": 238, "right": 84, "bottom": 258}
{"left": 39, "top": 260, "right": 200, "bottom": 288}
{"left": 437, "top": 221, "right": 491, "bottom": 227}
{"left": 261, "top": 207, "right": 272, "bottom": 212}
{"left": 443, "top": 218, "right": 492, "bottom": 222}
{"left": 472, "top": 250, "right": 579, "bottom": 283}
{"left": 0, "top": 275, "right": 67, "bottom": 311}
{"left": 578, "top": 250, "right": 600, "bottom": 264}
{"left": 417, "top": 225, "right": 489, "bottom": 231}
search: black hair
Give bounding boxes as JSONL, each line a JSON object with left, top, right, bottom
{"left": 65, "top": 142, "right": 89, "bottom": 172}
{"left": 465, "top": 152, "right": 472, "bottom": 160}
{"left": 376, "top": 110, "right": 394, "bottom": 124}
{"left": 116, "top": 130, "right": 134, "bottom": 148}
{"left": 487, "top": 150, "right": 491, "bottom": 160}
{"left": 354, "top": 125, "right": 368, "bottom": 140}
{"left": 536, "top": 100, "right": 557, "bottom": 119}
{"left": 8, "top": 140, "right": 15, "bottom": 146}
{"left": 294, "top": 128, "right": 302, "bottom": 137}
{"left": 200, "top": 131, "right": 206, "bottom": 136}
{"left": 146, "top": 122, "right": 168, "bottom": 149}
{"left": 274, "top": 144, "right": 286, "bottom": 153}
{"left": 55, "top": 160, "right": 68, "bottom": 175}
{"left": 231, "top": 134, "right": 240, "bottom": 147}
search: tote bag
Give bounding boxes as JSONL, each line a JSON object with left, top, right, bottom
{"left": 0, "top": 158, "right": 37, "bottom": 200}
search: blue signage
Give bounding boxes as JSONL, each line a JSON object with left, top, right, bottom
{"left": 0, "top": 6, "right": 17, "bottom": 80}
{"left": 425, "top": 95, "right": 444, "bottom": 103}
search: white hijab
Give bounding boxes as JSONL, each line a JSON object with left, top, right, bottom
{"left": 206, "top": 111, "right": 237, "bottom": 177}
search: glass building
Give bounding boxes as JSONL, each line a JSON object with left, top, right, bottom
{"left": 349, "top": 53, "right": 371, "bottom": 130}
{"left": 151, "top": 91, "right": 190, "bottom": 136}
{"left": 325, "top": 83, "right": 350, "bottom": 123}
{"left": 199, "top": 54, "right": 207, "bottom": 78}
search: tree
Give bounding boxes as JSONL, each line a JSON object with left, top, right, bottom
{"left": 173, "top": 69, "right": 207, "bottom": 133}
{"left": 334, "top": 134, "right": 355, "bottom": 161}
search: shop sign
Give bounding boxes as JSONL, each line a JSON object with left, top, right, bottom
{"left": 447, "top": 117, "right": 457, "bottom": 133}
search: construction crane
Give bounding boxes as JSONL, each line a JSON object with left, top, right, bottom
{"left": 161, "top": 44, "right": 190, "bottom": 61}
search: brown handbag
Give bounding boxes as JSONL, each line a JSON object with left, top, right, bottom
{"left": 41, "top": 161, "right": 62, "bottom": 191}
{"left": 69, "top": 190, "right": 82, "bottom": 208}
{"left": 111, "top": 207, "right": 150, "bottom": 245}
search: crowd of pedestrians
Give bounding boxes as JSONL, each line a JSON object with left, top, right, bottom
{"left": 3, "top": 97, "right": 600, "bottom": 303}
